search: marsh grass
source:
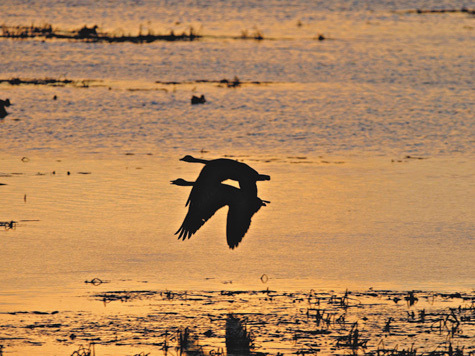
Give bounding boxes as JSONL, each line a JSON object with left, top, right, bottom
{"left": 0, "top": 23, "right": 297, "bottom": 43}
{"left": 226, "top": 314, "right": 253, "bottom": 356}
{"left": 2, "top": 289, "right": 474, "bottom": 355}
{"left": 0, "top": 77, "right": 96, "bottom": 88}
{"left": 175, "top": 327, "right": 205, "bottom": 356}
{"left": 0, "top": 23, "right": 201, "bottom": 43}
{"left": 0, "top": 23, "right": 53, "bottom": 38}
{"left": 93, "top": 290, "right": 158, "bottom": 304}
{"left": 70, "top": 343, "right": 95, "bottom": 356}
{"left": 336, "top": 322, "right": 369, "bottom": 351}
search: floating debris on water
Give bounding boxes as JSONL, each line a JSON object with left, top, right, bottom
{"left": 0, "top": 221, "right": 17, "bottom": 230}
{"left": 84, "top": 278, "right": 109, "bottom": 286}
{"left": 92, "top": 290, "right": 160, "bottom": 304}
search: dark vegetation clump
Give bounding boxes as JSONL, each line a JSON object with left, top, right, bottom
{"left": 0, "top": 23, "right": 54, "bottom": 38}
{"left": 0, "top": 77, "right": 96, "bottom": 87}
{"left": 336, "top": 322, "right": 369, "bottom": 350}
{"left": 93, "top": 290, "right": 158, "bottom": 304}
{"left": 0, "top": 23, "right": 202, "bottom": 43}
{"left": 155, "top": 77, "right": 270, "bottom": 87}
{"left": 0, "top": 77, "right": 73, "bottom": 86}
{"left": 412, "top": 7, "right": 474, "bottom": 14}
{"left": 220, "top": 76, "right": 241, "bottom": 88}
{"left": 70, "top": 343, "right": 95, "bottom": 356}
{"left": 191, "top": 95, "right": 206, "bottom": 105}
{"left": 392, "top": 7, "right": 474, "bottom": 15}
{"left": 226, "top": 314, "right": 253, "bottom": 355}
{"left": 0, "top": 221, "right": 17, "bottom": 230}
{"left": 176, "top": 327, "right": 205, "bottom": 355}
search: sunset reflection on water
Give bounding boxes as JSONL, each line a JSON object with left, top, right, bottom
{"left": 1, "top": 0, "right": 474, "bottom": 353}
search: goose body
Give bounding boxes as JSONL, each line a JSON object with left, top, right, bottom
{"left": 172, "top": 178, "right": 267, "bottom": 249}
{"left": 180, "top": 155, "right": 270, "bottom": 206}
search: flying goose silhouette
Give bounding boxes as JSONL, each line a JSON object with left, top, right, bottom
{"left": 171, "top": 178, "right": 268, "bottom": 249}
{"left": 179, "top": 155, "right": 270, "bottom": 202}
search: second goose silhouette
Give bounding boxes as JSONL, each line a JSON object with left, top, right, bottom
{"left": 171, "top": 178, "right": 268, "bottom": 249}
{"left": 180, "top": 155, "right": 270, "bottom": 204}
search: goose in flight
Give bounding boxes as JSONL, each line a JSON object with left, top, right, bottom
{"left": 179, "top": 155, "right": 270, "bottom": 203}
{"left": 171, "top": 178, "right": 268, "bottom": 249}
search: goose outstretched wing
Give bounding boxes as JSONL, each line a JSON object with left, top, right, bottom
{"left": 226, "top": 197, "right": 264, "bottom": 249}
{"left": 176, "top": 185, "right": 228, "bottom": 240}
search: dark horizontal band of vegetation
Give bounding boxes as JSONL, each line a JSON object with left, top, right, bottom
{"left": 155, "top": 77, "right": 275, "bottom": 86}
{"left": 0, "top": 78, "right": 97, "bottom": 87}
{"left": 0, "top": 24, "right": 202, "bottom": 42}
{"left": 0, "top": 77, "right": 276, "bottom": 88}
{"left": 0, "top": 24, "right": 327, "bottom": 43}
{"left": 394, "top": 7, "right": 474, "bottom": 14}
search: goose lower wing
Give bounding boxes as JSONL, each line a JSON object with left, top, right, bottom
{"left": 176, "top": 186, "right": 227, "bottom": 240}
{"left": 226, "top": 197, "right": 264, "bottom": 249}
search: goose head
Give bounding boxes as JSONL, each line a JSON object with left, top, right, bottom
{"left": 170, "top": 178, "right": 194, "bottom": 186}
{"left": 179, "top": 155, "right": 198, "bottom": 162}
